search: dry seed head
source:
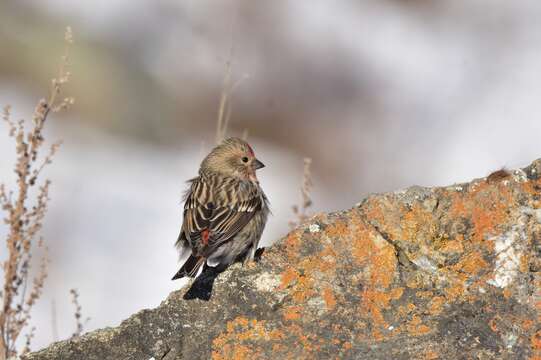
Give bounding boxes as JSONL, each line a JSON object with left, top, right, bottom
{"left": 1, "top": 28, "right": 73, "bottom": 357}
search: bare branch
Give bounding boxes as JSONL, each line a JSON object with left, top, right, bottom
{"left": 289, "top": 158, "right": 314, "bottom": 229}
{"left": 70, "top": 289, "right": 89, "bottom": 338}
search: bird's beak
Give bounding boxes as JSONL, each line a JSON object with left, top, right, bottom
{"left": 253, "top": 159, "right": 265, "bottom": 170}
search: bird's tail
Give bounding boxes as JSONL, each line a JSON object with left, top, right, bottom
{"left": 171, "top": 255, "right": 205, "bottom": 280}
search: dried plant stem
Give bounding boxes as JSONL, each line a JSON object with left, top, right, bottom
{"left": 0, "top": 27, "right": 74, "bottom": 358}
{"left": 215, "top": 7, "right": 236, "bottom": 145}
{"left": 215, "top": 56, "right": 233, "bottom": 145}
{"left": 69, "top": 289, "right": 89, "bottom": 338}
{"left": 289, "top": 158, "right": 314, "bottom": 229}
{"left": 215, "top": 60, "right": 250, "bottom": 145}
{"left": 215, "top": 5, "right": 249, "bottom": 144}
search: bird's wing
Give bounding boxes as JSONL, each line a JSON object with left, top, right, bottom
{"left": 181, "top": 178, "right": 212, "bottom": 249}
{"left": 206, "top": 194, "right": 262, "bottom": 250}
{"left": 181, "top": 176, "right": 263, "bottom": 254}
{"left": 175, "top": 177, "right": 202, "bottom": 249}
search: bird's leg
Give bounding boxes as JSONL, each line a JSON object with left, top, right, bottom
{"left": 254, "top": 247, "right": 265, "bottom": 262}
{"left": 183, "top": 263, "right": 228, "bottom": 301}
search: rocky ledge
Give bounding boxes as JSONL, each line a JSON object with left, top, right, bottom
{"left": 26, "top": 159, "right": 541, "bottom": 359}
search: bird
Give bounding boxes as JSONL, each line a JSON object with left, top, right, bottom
{"left": 172, "top": 137, "right": 269, "bottom": 281}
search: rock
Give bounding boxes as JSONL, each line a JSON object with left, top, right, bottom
{"left": 25, "top": 159, "right": 541, "bottom": 360}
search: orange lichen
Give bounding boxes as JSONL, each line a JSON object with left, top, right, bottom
{"left": 213, "top": 344, "right": 252, "bottom": 360}
{"left": 449, "top": 191, "right": 467, "bottom": 217}
{"left": 364, "top": 199, "right": 386, "bottom": 227}
{"left": 225, "top": 317, "right": 249, "bottom": 332}
{"left": 423, "top": 349, "right": 439, "bottom": 360}
{"left": 401, "top": 203, "right": 437, "bottom": 246}
{"left": 396, "top": 305, "right": 408, "bottom": 318}
{"left": 448, "top": 183, "right": 513, "bottom": 247}
{"left": 370, "top": 246, "right": 397, "bottom": 289}
{"left": 471, "top": 208, "right": 500, "bottom": 245}
{"left": 291, "top": 274, "right": 316, "bottom": 302}
{"left": 286, "top": 324, "right": 317, "bottom": 354}
{"left": 406, "top": 275, "right": 423, "bottom": 289}
{"left": 440, "top": 238, "right": 465, "bottom": 254}
{"left": 532, "top": 331, "right": 541, "bottom": 349}
{"left": 349, "top": 215, "right": 398, "bottom": 290}
{"left": 212, "top": 317, "right": 285, "bottom": 360}
{"left": 361, "top": 290, "right": 387, "bottom": 329}
{"left": 531, "top": 330, "right": 541, "bottom": 360}
{"left": 283, "top": 231, "right": 302, "bottom": 260}
{"left": 452, "top": 251, "right": 488, "bottom": 276}
{"left": 390, "top": 287, "right": 404, "bottom": 300}
{"left": 324, "top": 220, "right": 350, "bottom": 239}
{"left": 416, "top": 291, "right": 433, "bottom": 299}
{"left": 360, "top": 287, "right": 404, "bottom": 335}
{"left": 283, "top": 306, "right": 302, "bottom": 321}
{"left": 522, "top": 319, "right": 535, "bottom": 331}
{"left": 277, "top": 218, "right": 351, "bottom": 324}
{"left": 322, "top": 287, "right": 337, "bottom": 310}
{"left": 279, "top": 268, "right": 299, "bottom": 290}
{"left": 406, "top": 315, "right": 432, "bottom": 336}
{"left": 444, "top": 281, "right": 464, "bottom": 302}
{"left": 371, "top": 328, "right": 384, "bottom": 342}
{"left": 318, "top": 244, "right": 338, "bottom": 271}
{"left": 428, "top": 296, "right": 445, "bottom": 315}
{"left": 350, "top": 218, "right": 376, "bottom": 263}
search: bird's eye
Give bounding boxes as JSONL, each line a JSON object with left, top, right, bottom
{"left": 242, "top": 156, "right": 249, "bottom": 163}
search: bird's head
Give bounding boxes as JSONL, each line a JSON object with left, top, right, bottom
{"left": 201, "top": 137, "right": 265, "bottom": 181}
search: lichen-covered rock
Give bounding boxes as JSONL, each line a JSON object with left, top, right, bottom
{"left": 26, "top": 159, "right": 541, "bottom": 360}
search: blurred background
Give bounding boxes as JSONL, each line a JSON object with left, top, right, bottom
{"left": 1, "top": 0, "right": 541, "bottom": 351}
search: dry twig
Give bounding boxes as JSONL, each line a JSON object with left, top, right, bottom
{"left": 0, "top": 27, "right": 74, "bottom": 359}
{"left": 69, "top": 289, "right": 89, "bottom": 338}
{"left": 215, "top": 6, "right": 249, "bottom": 144}
{"left": 289, "top": 158, "right": 314, "bottom": 229}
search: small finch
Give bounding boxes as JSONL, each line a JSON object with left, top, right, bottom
{"left": 172, "top": 137, "right": 269, "bottom": 281}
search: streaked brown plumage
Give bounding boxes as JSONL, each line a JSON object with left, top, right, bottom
{"left": 172, "top": 137, "right": 269, "bottom": 280}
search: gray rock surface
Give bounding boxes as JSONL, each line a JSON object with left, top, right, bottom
{"left": 25, "top": 159, "right": 541, "bottom": 359}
